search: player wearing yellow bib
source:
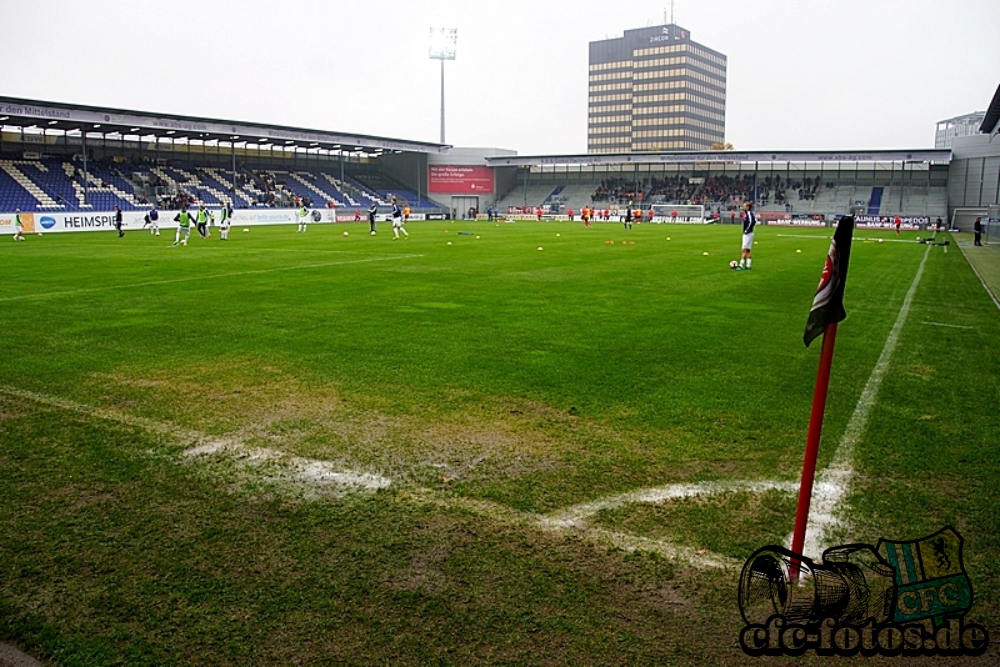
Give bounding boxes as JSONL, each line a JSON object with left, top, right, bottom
{"left": 13, "top": 209, "right": 25, "bottom": 241}
{"left": 297, "top": 205, "right": 309, "bottom": 232}
{"left": 173, "top": 208, "right": 193, "bottom": 246}
{"left": 195, "top": 204, "right": 211, "bottom": 238}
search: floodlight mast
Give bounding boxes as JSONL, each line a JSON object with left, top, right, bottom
{"left": 429, "top": 27, "right": 457, "bottom": 144}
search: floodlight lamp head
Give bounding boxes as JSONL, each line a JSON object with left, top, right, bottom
{"left": 429, "top": 27, "right": 457, "bottom": 60}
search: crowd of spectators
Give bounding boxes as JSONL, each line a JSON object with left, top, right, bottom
{"left": 591, "top": 177, "right": 645, "bottom": 204}
{"left": 592, "top": 173, "right": 833, "bottom": 210}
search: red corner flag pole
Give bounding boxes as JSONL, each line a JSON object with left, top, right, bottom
{"left": 790, "top": 321, "right": 839, "bottom": 564}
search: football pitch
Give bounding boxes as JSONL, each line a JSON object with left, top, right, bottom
{"left": 1, "top": 221, "right": 998, "bottom": 665}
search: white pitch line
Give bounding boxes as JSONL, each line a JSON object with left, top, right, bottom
{"left": 543, "top": 479, "right": 800, "bottom": 529}
{"left": 0, "top": 382, "right": 745, "bottom": 569}
{"left": 922, "top": 321, "right": 974, "bottom": 329}
{"left": 0, "top": 254, "right": 423, "bottom": 303}
{"left": 0, "top": 384, "right": 391, "bottom": 492}
{"left": 413, "top": 491, "right": 743, "bottom": 570}
{"left": 797, "top": 242, "right": 933, "bottom": 559}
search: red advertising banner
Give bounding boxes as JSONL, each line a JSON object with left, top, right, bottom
{"left": 428, "top": 165, "right": 494, "bottom": 194}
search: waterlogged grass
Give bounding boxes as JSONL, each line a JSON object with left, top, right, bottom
{"left": 0, "top": 223, "right": 998, "bottom": 664}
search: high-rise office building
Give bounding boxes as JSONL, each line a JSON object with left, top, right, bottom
{"left": 588, "top": 24, "right": 726, "bottom": 153}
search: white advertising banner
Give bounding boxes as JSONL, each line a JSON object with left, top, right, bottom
{"left": 0, "top": 208, "right": 340, "bottom": 233}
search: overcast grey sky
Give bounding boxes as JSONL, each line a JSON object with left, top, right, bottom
{"left": 2, "top": 0, "right": 997, "bottom": 154}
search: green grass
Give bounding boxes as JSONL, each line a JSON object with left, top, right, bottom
{"left": 1, "top": 221, "right": 998, "bottom": 665}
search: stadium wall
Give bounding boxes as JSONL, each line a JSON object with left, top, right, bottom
{"left": 949, "top": 134, "right": 1000, "bottom": 229}
{"left": 421, "top": 148, "right": 517, "bottom": 215}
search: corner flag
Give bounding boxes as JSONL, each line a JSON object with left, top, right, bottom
{"left": 790, "top": 215, "right": 856, "bottom": 566}
{"left": 804, "top": 216, "right": 855, "bottom": 347}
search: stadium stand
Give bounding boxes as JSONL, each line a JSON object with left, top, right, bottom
{"left": 0, "top": 149, "right": 450, "bottom": 214}
{"left": 0, "top": 146, "right": 945, "bottom": 221}
{"left": 495, "top": 168, "right": 948, "bottom": 220}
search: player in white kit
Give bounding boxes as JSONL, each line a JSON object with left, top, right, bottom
{"left": 391, "top": 197, "right": 408, "bottom": 239}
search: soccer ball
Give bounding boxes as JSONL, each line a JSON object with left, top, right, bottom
{"left": 343, "top": 231, "right": 349, "bottom": 236}
{"left": 181, "top": 239, "right": 187, "bottom": 246}
{"left": 370, "top": 231, "right": 376, "bottom": 235}
{"left": 730, "top": 260, "right": 739, "bottom": 269}
{"left": 243, "top": 228, "right": 249, "bottom": 233}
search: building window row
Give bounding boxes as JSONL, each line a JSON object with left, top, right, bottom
{"left": 632, "top": 104, "right": 726, "bottom": 125}
{"left": 633, "top": 69, "right": 725, "bottom": 88}
{"left": 589, "top": 136, "right": 634, "bottom": 146}
{"left": 588, "top": 93, "right": 632, "bottom": 103}
{"left": 631, "top": 140, "right": 688, "bottom": 150}
{"left": 588, "top": 113, "right": 632, "bottom": 124}
{"left": 686, "top": 46, "right": 727, "bottom": 67}
{"left": 588, "top": 103, "right": 633, "bottom": 113}
{"left": 589, "top": 71, "right": 634, "bottom": 82}
{"left": 631, "top": 105, "right": 685, "bottom": 119}
{"left": 632, "top": 54, "right": 688, "bottom": 68}
{"left": 588, "top": 124, "right": 632, "bottom": 135}
{"left": 589, "top": 97, "right": 726, "bottom": 117}
{"left": 632, "top": 105, "right": 726, "bottom": 124}
{"left": 631, "top": 116, "right": 724, "bottom": 134}
{"left": 632, "top": 44, "right": 686, "bottom": 58}
{"left": 632, "top": 81, "right": 726, "bottom": 104}
{"left": 633, "top": 112, "right": 723, "bottom": 127}
{"left": 589, "top": 60, "right": 633, "bottom": 72}
{"left": 633, "top": 44, "right": 726, "bottom": 67}
{"left": 631, "top": 134, "right": 718, "bottom": 150}
{"left": 683, "top": 100, "right": 727, "bottom": 120}
{"left": 632, "top": 56, "right": 726, "bottom": 79}
{"left": 634, "top": 97, "right": 725, "bottom": 114}
{"left": 634, "top": 84, "right": 725, "bottom": 106}
{"left": 588, "top": 82, "right": 633, "bottom": 93}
